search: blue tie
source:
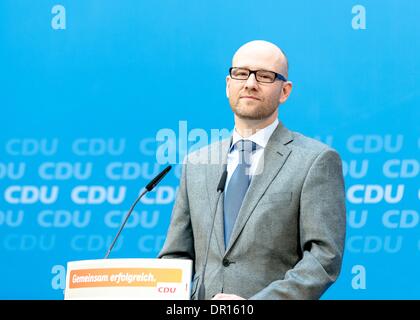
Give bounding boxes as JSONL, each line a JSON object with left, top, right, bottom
{"left": 223, "top": 139, "right": 256, "bottom": 248}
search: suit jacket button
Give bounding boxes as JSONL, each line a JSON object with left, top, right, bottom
{"left": 222, "top": 258, "right": 230, "bottom": 267}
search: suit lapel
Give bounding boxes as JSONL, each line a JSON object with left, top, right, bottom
{"left": 224, "top": 122, "right": 294, "bottom": 255}
{"left": 205, "top": 138, "right": 231, "bottom": 256}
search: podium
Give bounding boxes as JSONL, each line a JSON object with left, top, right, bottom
{"left": 65, "top": 258, "right": 193, "bottom": 300}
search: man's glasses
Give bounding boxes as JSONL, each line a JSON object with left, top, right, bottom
{"left": 229, "top": 67, "right": 287, "bottom": 83}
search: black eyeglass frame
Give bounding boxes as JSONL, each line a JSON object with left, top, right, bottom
{"left": 229, "top": 67, "right": 287, "bottom": 83}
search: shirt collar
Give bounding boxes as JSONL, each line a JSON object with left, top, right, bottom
{"left": 230, "top": 118, "right": 279, "bottom": 152}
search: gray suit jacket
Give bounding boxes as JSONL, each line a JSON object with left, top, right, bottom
{"left": 158, "top": 122, "right": 346, "bottom": 300}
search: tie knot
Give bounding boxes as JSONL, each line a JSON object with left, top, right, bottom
{"left": 236, "top": 140, "right": 256, "bottom": 154}
{"left": 235, "top": 140, "right": 256, "bottom": 166}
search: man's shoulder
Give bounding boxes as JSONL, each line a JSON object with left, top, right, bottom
{"left": 184, "top": 138, "right": 230, "bottom": 165}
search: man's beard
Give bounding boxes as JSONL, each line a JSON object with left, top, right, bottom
{"left": 229, "top": 98, "right": 278, "bottom": 120}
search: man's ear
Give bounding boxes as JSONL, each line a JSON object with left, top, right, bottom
{"left": 279, "top": 81, "right": 292, "bottom": 104}
{"left": 226, "top": 76, "right": 230, "bottom": 98}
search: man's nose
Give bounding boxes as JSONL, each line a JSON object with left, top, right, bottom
{"left": 244, "top": 73, "right": 258, "bottom": 89}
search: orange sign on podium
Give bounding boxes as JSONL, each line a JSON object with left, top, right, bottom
{"left": 65, "top": 258, "right": 192, "bottom": 300}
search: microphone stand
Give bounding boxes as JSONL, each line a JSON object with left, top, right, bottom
{"left": 104, "top": 189, "right": 147, "bottom": 259}
{"left": 104, "top": 165, "right": 172, "bottom": 259}
{"left": 197, "top": 170, "right": 227, "bottom": 299}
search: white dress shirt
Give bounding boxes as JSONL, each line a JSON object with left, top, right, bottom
{"left": 225, "top": 118, "right": 279, "bottom": 189}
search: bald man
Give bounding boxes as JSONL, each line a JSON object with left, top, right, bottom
{"left": 158, "top": 40, "right": 346, "bottom": 300}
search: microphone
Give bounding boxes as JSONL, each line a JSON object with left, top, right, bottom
{"left": 104, "top": 165, "right": 172, "bottom": 259}
{"left": 145, "top": 165, "right": 172, "bottom": 191}
{"left": 197, "top": 169, "right": 228, "bottom": 300}
{"left": 217, "top": 171, "right": 228, "bottom": 193}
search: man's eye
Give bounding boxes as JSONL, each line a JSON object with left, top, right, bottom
{"left": 258, "top": 73, "right": 272, "bottom": 79}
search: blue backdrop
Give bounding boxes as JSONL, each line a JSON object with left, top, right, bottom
{"left": 1, "top": 0, "right": 419, "bottom": 299}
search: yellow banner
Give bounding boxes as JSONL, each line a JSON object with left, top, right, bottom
{"left": 69, "top": 268, "right": 182, "bottom": 288}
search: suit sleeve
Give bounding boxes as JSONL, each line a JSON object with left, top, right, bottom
{"left": 157, "top": 159, "right": 195, "bottom": 262}
{"left": 249, "top": 148, "right": 346, "bottom": 300}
